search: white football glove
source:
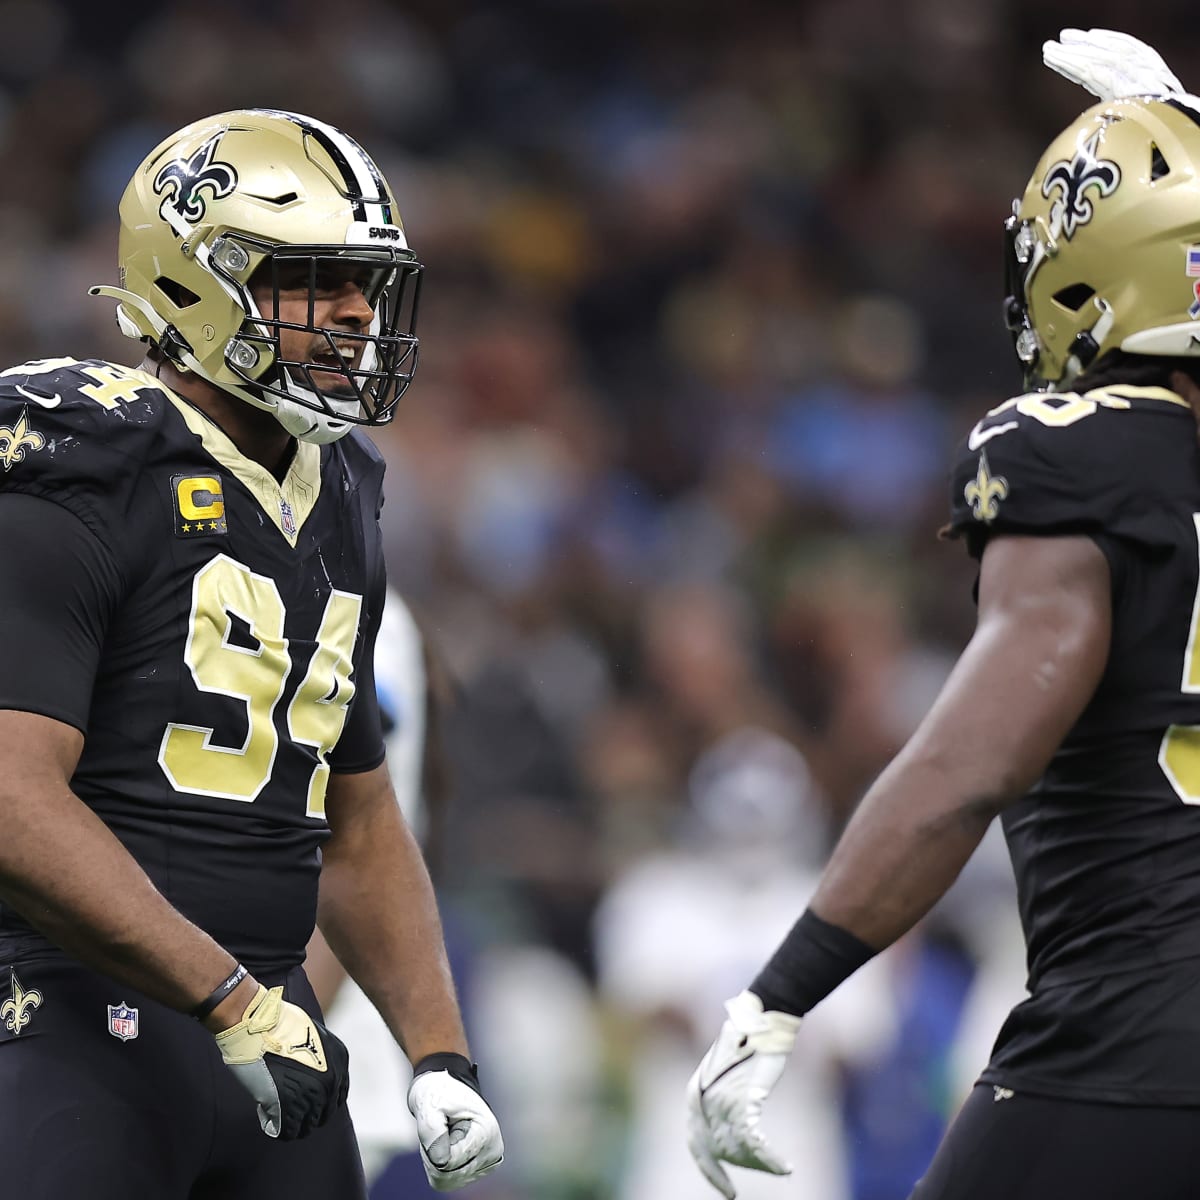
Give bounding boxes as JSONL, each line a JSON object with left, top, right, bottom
{"left": 407, "top": 1056, "right": 504, "bottom": 1191}
{"left": 1043, "top": 28, "right": 1183, "bottom": 101}
{"left": 686, "top": 991, "right": 801, "bottom": 1200}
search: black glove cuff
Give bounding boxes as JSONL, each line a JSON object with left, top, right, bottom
{"left": 751, "top": 907, "right": 878, "bottom": 1017}
{"left": 413, "top": 1052, "right": 482, "bottom": 1096}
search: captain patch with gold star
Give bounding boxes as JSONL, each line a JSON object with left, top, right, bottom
{"left": 171, "top": 473, "right": 228, "bottom": 537}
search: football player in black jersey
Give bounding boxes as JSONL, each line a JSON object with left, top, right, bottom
{"left": 0, "top": 110, "right": 502, "bottom": 1198}
{"left": 687, "top": 31, "right": 1200, "bottom": 1200}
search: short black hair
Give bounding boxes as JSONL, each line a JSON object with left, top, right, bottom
{"left": 1074, "top": 349, "right": 1200, "bottom": 392}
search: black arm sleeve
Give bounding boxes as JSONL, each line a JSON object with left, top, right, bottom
{"left": 0, "top": 493, "right": 123, "bottom": 732}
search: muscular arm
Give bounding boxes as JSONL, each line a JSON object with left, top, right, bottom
{"left": 303, "top": 926, "right": 347, "bottom": 1014}
{"left": 0, "top": 494, "right": 257, "bottom": 1028}
{"left": 0, "top": 710, "right": 257, "bottom": 1029}
{"left": 809, "top": 533, "right": 1112, "bottom": 947}
{"left": 317, "top": 762, "right": 467, "bottom": 1062}
{"left": 685, "top": 533, "right": 1113, "bottom": 1195}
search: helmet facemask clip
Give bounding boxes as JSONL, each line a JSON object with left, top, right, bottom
{"left": 1003, "top": 209, "right": 1044, "bottom": 387}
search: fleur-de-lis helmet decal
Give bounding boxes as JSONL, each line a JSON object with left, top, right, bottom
{"left": 1040, "top": 128, "right": 1121, "bottom": 243}
{"left": 152, "top": 134, "right": 238, "bottom": 231}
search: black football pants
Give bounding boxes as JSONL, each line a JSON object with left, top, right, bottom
{"left": 911, "top": 1082, "right": 1200, "bottom": 1199}
{"left": 0, "top": 955, "right": 367, "bottom": 1199}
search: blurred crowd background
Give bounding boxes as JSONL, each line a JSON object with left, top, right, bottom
{"left": 14, "top": 0, "right": 1200, "bottom": 1196}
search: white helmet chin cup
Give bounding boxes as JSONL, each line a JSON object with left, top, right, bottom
{"left": 272, "top": 376, "right": 357, "bottom": 444}
{"left": 272, "top": 397, "right": 351, "bottom": 444}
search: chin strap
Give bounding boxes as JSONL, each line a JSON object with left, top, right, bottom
{"left": 1059, "top": 296, "right": 1116, "bottom": 388}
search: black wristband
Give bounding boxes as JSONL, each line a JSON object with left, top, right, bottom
{"left": 412, "top": 1052, "right": 483, "bottom": 1097}
{"left": 751, "top": 908, "right": 878, "bottom": 1017}
{"left": 190, "top": 962, "right": 249, "bottom": 1021}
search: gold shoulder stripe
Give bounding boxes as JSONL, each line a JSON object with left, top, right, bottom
{"left": 1085, "top": 384, "right": 1190, "bottom": 409}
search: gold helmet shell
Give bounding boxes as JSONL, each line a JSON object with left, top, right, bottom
{"left": 1004, "top": 95, "right": 1200, "bottom": 389}
{"left": 92, "top": 108, "right": 422, "bottom": 443}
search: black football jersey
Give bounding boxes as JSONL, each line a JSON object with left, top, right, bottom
{"left": 947, "top": 384, "right": 1200, "bottom": 1104}
{"left": 0, "top": 358, "right": 388, "bottom": 975}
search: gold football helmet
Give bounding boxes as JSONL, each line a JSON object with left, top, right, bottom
{"left": 91, "top": 108, "right": 422, "bottom": 443}
{"left": 1005, "top": 95, "right": 1200, "bottom": 389}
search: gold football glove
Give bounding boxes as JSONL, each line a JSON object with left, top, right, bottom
{"left": 214, "top": 984, "right": 350, "bottom": 1140}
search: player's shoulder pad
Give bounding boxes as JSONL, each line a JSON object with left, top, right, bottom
{"left": 0, "top": 356, "right": 178, "bottom": 446}
{"left": 328, "top": 431, "right": 388, "bottom": 603}
{"left": 339, "top": 426, "right": 386, "bottom": 471}
{"left": 334, "top": 428, "right": 386, "bottom": 506}
{"left": 0, "top": 358, "right": 178, "bottom": 540}
{"left": 948, "top": 385, "right": 1194, "bottom": 554}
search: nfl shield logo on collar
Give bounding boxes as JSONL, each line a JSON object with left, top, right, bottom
{"left": 107, "top": 1001, "right": 139, "bottom": 1042}
{"left": 280, "top": 498, "right": 297, "bottom": 537}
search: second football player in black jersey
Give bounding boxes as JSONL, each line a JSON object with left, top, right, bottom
{"left": 947, "top": 386, "right": 1200, "bottom": 1107}
{"left": 688, "top": 41, "right": 1200, "bottom": 1200}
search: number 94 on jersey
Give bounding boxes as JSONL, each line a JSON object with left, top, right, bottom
{"left": 158, "top": 553, "right": 361, "bottom": 819}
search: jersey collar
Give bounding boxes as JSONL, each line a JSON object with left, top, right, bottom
{"left": 140, "top": 371, "right": 322, "bottom": 546}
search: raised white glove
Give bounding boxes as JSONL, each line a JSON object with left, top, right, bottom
{"left": 1043, "top": 28, "right": 1183, "bottom": 101}
{"left": 407, "top": 1056, "right": 504, "bottom": 1191}
{"left": 686, "top": 991, "right": 801, "bottom": 1200}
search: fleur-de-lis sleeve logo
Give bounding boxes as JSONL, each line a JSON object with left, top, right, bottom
{"left": 1, "top": 972, "right": 42, "bottom": 1035}
{"left": 964, "top": 451, "right": 1009, "bottom": 523}
{"left": 1041, "top": 129, "right": 1121, "bottom": 242}
{"left": 153, "top": 133, "right": 238, "bottom": 227}
{"left": 0, "top": 407, "right": 46, "bottom": 471}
